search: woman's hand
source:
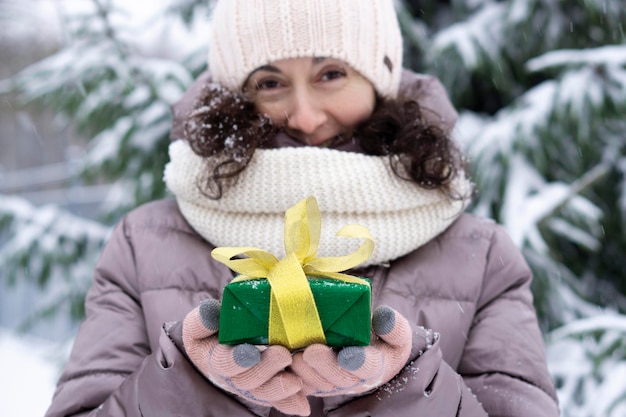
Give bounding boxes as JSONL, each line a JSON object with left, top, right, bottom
{"left": 291, "top": 305, "right": 412, "bottom": 397}
{"left": 182, "top": 299, "right": 310, "bottom": 416}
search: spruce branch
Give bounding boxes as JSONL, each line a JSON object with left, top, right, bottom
{"left": 538, "top": 161, "right": 612, "bottom": 226}
{"left": 91, "top": 0, "right": 128, "bottom": 59}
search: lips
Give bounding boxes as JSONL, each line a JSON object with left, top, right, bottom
{"left": 283, "top": 127, "right": 340, "bottom": 147}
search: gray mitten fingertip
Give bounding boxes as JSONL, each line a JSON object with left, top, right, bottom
{"left": 372, "top": 305, "right": 396, "bottom": 336}
{"left": 233, "top": 343, "right": 261, "bottom": 368}
{"left": 198, "top": 299, "right": 221, "bottom": 331}
{"left": 337, "top": 346, "right": 366, "bottom": 371}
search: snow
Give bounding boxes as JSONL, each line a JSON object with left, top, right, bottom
{"left": 547, "top": 217, "right": 600, "bottom": 251}
{"left": 467, "top": 80, "right": 556, "bottom": 165}
{"left": 0, "top": 329, "right": 60, "bottom": 417}
{"left": 550, "top": 313, "right": 626, "bottom": 339}
{"left": 85, "top": 118, "right": 133, "bottom": 165}
{"left": 1, "top": 0, "right": 210, "bottom": 62}
{"left": 547, "top": 316, "right": 626, "bottom": 417}
{"left": 497, "top": 155, "right": 604, "bottom": 252}
{"left": 453, "top": 111, "right": 487, "bottom": 149}
{"left": 527, "top": 45, "right": 626, "bottom": 72}
{"left": 0, "top": 1, "right": 65, "bottom": 43}
{"left": 0, "top": 195, "right": 110, "bottom": 246}
{"left": 431, "top": 2, "right": 506, "bottom": 68}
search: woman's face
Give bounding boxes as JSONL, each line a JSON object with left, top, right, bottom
{"left": 244, "top": 57, "right": 376, "bottom": 147}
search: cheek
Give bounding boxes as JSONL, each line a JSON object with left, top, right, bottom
{"left": 335, "top": 89, "right": 375, "bottom": 127}
{"left": 253, "top": 101, "right": 285, "bottom": 125}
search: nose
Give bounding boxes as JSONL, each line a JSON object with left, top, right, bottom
{"left": 286, "top": 91, "right": 327, "bottom": 136}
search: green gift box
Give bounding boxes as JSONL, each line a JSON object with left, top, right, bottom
{"left": 218, "top": 276, "right": 371, "bottom": 348}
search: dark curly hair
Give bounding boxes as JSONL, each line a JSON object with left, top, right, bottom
{"left": 183, "top": 83, "right": 278, "bottom": 198}
{"left": 355, "top": 96, "right": 468, "bottom": 197}
{"left": 184, "top": 83, "right": 469, "bottom": 200}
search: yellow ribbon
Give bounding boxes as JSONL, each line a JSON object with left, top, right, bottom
{"left": 211, "top": 196, "right": 374, "bottom": 350}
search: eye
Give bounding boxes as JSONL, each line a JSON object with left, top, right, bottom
{"left": 255, "top": 78, "right": 282, "bottom": 91}
{"left": 319, "top": 68, "right": 346, "bottom": 82}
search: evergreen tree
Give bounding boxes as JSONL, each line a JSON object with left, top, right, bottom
{"left": 1, "top": 0, "right": 211, "bottom": 325}
{"left": 1, "top": 0, "right": 625, "bottom": 415}
{"left": 396, "top": 0, "right": 626, "bottom": 415}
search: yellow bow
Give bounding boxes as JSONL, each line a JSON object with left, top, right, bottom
{"left": 211, "top": 196, "right": 374, "bottom": 350}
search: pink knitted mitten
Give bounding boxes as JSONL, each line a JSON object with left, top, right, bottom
{"left": 182, "top": 299, "right": 310, "bottom": 416}
{"left": 291, "top": 305, "right": 412, "bottom": 397}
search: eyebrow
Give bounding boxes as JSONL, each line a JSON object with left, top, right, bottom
{"left": 243, "top": 65, "right": 280, "bottom": 89}
{"left": 251, "top": 57, "right": 328, "bottom": 76}
{"left": 252, "top": 65, "right": 281, "bottom": 74}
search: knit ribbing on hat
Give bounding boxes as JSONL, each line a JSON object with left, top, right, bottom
{"left": 164, "top": 140, "right": 471, "bottom": 266}
{"left": 208, "top": 0, "right": 403, "bottom": 98}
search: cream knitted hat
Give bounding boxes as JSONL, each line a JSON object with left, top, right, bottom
{"left": 208, "top": 0, "right": 403, "bottom": 98}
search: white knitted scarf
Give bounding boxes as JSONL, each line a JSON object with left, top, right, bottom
{"left": 164, "top": 140, "right": 472, "bottom": 266}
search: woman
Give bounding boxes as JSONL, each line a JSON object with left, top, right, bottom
{"left": 45, "top": 1, "right": 560, "bottom": 416}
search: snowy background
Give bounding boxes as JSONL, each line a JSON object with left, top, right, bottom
{"left": 0, "top": 1, "right": 207, "bottom": 414}
{"left": 0, "top": 330, "right": 59, "bottom": 416}
{"left": 1, "top": 0, "right": 625, "bottom": 416}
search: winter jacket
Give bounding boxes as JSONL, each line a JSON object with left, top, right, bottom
{"left": 45, "top": 71, "right": 559, "bottom": 417}
{"left": 44, "top": 200, "right": 559, "bottom": 417}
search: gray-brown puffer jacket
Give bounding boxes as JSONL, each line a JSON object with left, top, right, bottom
{"left": 44, "top": 200, "right": 559, "bottom": 417}
{"left": 45, "top": 72, "right": 559, "bottom": 417}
